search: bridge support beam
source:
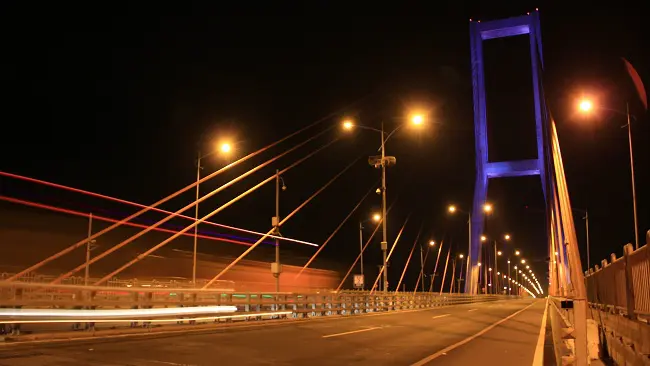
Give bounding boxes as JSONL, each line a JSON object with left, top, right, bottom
{"left": 467, "top": 11, "right": 548, "bottom": 294}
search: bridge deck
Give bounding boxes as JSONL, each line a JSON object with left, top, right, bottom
{"left": 0, "top": 299, "right": 547, "bottom": 365}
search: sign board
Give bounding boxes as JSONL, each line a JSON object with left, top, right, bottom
{"left": 353, "top": 274, "right": 364, "bottom": 288}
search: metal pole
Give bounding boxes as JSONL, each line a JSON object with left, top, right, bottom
{"left": 459, "top": 258, "right": 465, "bottom": 292}
{"left": 626, "top": 103, "right": 639, "bottom": 250}
{"left": 359, "top": 222, "right": 364, "bottom": 289}
{"left": 85, "top": 213, "right": 93, "bottom": 286}
{"left": 380, "top": 122, "right": 388, "bottom": 292}
{"left": 193, "top": 150, "right": 201, "bottom": 286}
{"left": 275, "top": 169, "right": 280, "bottom": 293}
{"left": 508, "top": 259, "right": 511, "bottom": 295}
{"left": 429, "top": 242, "right": 443, "bottom": 292}
{"left": 494, "top": 240, "right": 498, "bottom": 294}
{"left": 585, "top": 210, "right": 590, "bottom": 269}
{"left": 420, "top": 245, "right": 424, "bottom": 292}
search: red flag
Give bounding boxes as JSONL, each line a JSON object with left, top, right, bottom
{"left": 622, "top": 58, "right": 647, "bottom": 111}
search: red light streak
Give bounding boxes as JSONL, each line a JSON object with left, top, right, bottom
{"left": 0, "top": 171, "right": 316, "bottom": 247}
{"left": 0, "top": 196, "right": 252, "bottom": 247}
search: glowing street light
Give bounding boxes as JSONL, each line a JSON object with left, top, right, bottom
{"left": 521, "top": 259, "right": 526, "bottom": 264}
{"left": 220, "top": 143, "right": 232, "bottom": 154}
{"left": 478, "top": 262, "right": 482, "bottom": 267}
{"left": 459, "top": 254, "right": 464, "bottom": 259}
{"left": 193, "top": 138, "right": 237, "bottom": 285}
{"left": 429, "top": 240, "right": 436, "bottom": 247}
{"left": 481, "top": 235, "right": 487, "bottom": 242}
{"left": 578, "top": 99, "right": 593, "bottom": 112}
{"left": 343, "top": 114, "right": 427, "bottom": 291}
{"left": 576, "top": 97, "right": 639, "bottom": 249}
{"left": 483, "top": 203, "right": 493, "bottom": 213}
{"left": 448, "top": 205, "right": 457, "bottom": 213}
{"left": 497, "top": 250, "right": 502, "bottom": 256}
{"left": 515, "top": 250, "right": 521, "bottom": 256}
{"left": 372, "top": 213, "right": 381, "bottom": 222}
{"left": 504, "top": 234, "right": 511, "bottom": 241}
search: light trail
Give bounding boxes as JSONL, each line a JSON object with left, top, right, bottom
{"left": 98, "top": 139, "right": 344, "bottom": 286}
{"left": 0, "top": 311, "right": 292, "bottom": 324}
{"left": 6, "top": 124, "right": 332, "bottom": 282}
{"left": 51, "top": 131, "right": 333, "bottom": 285}
{"left": 0, "top": 196, "right": 255, "bottom": 247}
{"left": 202, "top": 151, "right": 362, "bottom": 288}
{"left": 0, "top": 173, "right": 315, "bottom": 247}
{"left": 0, "top": 306, "right": 237, "bottom": 318}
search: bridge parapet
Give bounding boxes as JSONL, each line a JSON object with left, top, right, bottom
{"left": 584, "top": 229, "right": 650, "bottom": 365}
{"left": 0, "top": 280, "right": 519, "bottom": 338}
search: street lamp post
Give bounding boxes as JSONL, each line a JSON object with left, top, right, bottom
{"left": 272, "top": 169, "right": 287, "bottom": 293}
{"left": 448, "top": 205, "right": 471, "bottom": 294}
{"left": 359, "top": 222, "right": 364, "bottom": 286}
{"left": 379, "top": 122, "right": 389, "bottom": 292}
{"left": 458, "top": 254, "right": 465, "bottom": 293}
{"left": 578, "top": 100, "right": 640, "bottom": 249}
{"left": 193, "top": 142, "right": 232, "bottom": 286}
{"left": 494, "top": 241, "right": 498, "bottom": 294}
{"left": 420, "top": 245, "right": 425, "bottom": 292}
{"left": 507, "top": 259, "right": 511, "bottom": 295}
{"left": 85, "top": 213, "right": 94, "bottom": 287}
{"left": 344, "top": 114, "right": 425, "bottom": 292}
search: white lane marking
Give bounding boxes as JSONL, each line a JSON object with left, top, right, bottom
{"left": 410, "top": 301, "right": 537, "bottom": 366}
{"left": 432, "top": 314, "right": 451, "bottom": 319}
{"left": 532, "top": 298, "right": 549, "bottom": 366}
{"left": 322, "top": 326, "right": 382, "bottom": 338}
{"left": 468, "top": 309, "right": 478, "bottom": 312}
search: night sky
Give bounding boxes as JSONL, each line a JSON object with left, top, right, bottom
{"left": 0, "top": 3, "right": 648, "bottom": 289}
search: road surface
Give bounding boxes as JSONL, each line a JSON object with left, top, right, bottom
{"left": 0, "top": 299, "right": 546, "bottom": 365}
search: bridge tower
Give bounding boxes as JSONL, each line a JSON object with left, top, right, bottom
{"left": 466, "top": 11, "right": 550, "bottom": 294}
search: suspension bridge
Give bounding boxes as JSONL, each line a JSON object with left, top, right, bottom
{"left": 0, "top": 11, "right": 647, "bottom": 366}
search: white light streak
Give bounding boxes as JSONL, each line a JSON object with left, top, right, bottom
{"left": 0, "top": 306, "right": 237, "bottom": 319}
{"left": 0, "top": 311, "right": 291, "bottom": 325}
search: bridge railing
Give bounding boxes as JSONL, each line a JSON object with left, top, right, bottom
{"left": 584, "top": 230, "right": 650, "bottom": 319}
{"left": 583, "top": 229, "right": 650, "bottom": 365}
{"left": 0, "top": 281, "right": 514, "bottom": 310}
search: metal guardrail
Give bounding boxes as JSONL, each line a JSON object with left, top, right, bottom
{"left": 0, "top": 281, "right": 514, "bottom": 312}
{"left": 584, "top": 230, "right": 650, "bottom": 318}
{"left": 583, "top": 230, "right": 650, "bottom": 365}
{"left": 0, "top": 280, "right": 518, "bottom": 337}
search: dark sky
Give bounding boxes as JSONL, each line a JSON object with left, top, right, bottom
{"left": 0, "top": 3, "right": 648, "bottom": 290}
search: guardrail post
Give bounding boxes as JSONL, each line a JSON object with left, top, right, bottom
{"left": 623, "top": 243, "right": 637, "bottom": 320}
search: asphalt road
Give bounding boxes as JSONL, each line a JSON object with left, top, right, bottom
{"left": 0, "top": 299, "right": 547, "bottom": 366}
